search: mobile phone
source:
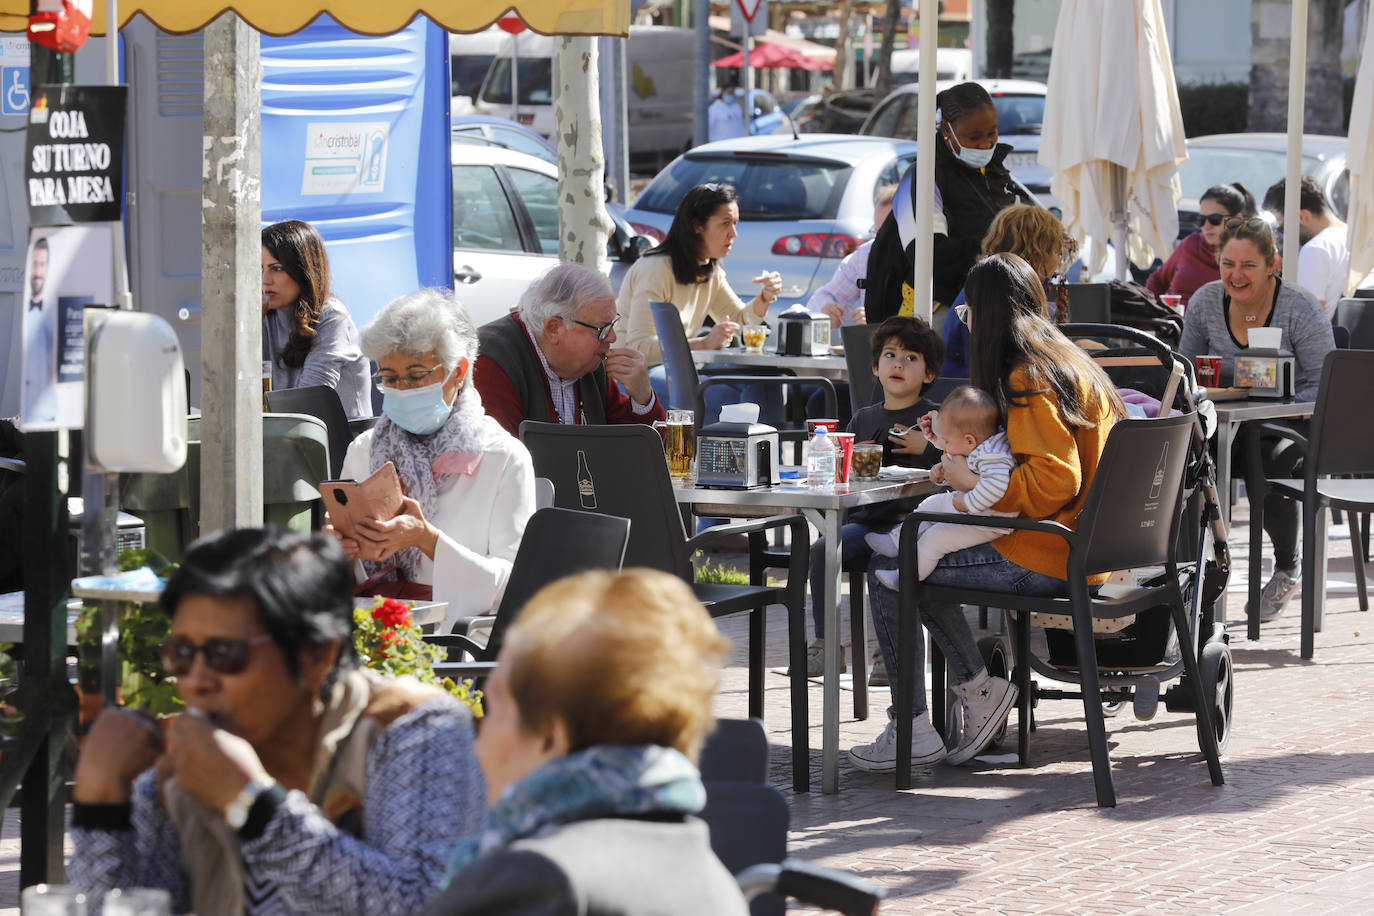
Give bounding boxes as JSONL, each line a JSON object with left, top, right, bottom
{"left": 321, "top": 462, "right": 403, "bottom": 541}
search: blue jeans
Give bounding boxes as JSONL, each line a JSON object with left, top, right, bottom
{"left": 807, "top": 522, "right": 877, "bottom": 639}
{"left": 867, "top": 542, "right": 1068, "bottom": 719}
{"left": 648, "top": 364, "right": 785, "bottom": 425}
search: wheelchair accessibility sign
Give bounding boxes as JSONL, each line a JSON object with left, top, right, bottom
{"left": 2, "top": 67, "right": 29, "bottom": 115}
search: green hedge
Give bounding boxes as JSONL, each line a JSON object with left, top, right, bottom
{"left": 1177, "top": 82, "right": 1248, "bottom": 137}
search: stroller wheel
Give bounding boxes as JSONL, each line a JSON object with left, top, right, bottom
{"left": 1197, "top": 640, "right": 1234, "bottom": 754}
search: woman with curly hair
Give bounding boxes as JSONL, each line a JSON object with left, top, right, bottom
{"left": 262, "top": 219, "right": 372, "bottom": 419}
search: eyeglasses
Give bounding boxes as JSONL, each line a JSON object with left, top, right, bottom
{"left": 1201, "top": 213, "right": 1231, "bottom": 226}
{"left": 1223, "top": 216, "right": 1268, "bottom": 232}
{"left": 372, "top": 364, "right": 445, "bottom": 391}
{"left": 954, "top": 303, "right": 970, "bottom": 326}
{"left": 160, "top": 634, "right": 274, "bottom": 676}
{"left": 568, "top": 314, "right": 620, "bottom": 341}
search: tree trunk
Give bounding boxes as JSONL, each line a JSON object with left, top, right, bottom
{"left": 986, "top": 0, "right": 1015, "bottom": 79}
{"left": 873, "top": 0, "right": 903, "bottom": 99}
{"left": 1248, "top": 0, "right": 1344, "bottom": 133}
{"left": 835, "top": 0, "right": 855, "bottom": 91}
{"left": 554, "top": 36, "right": 611, "bottom": 271}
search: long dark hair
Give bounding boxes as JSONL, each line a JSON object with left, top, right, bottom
{"left": 1200, "top": 182, "right": 1256, "bottom": 218}
{"left": 967, "top": 253, "right": 1124, "bottom": 428}
{"left": 649, "top": 183, "right": 738, "bottom": 285}
{"left": 262, "top": 219, "right": 332, "bottom": 369}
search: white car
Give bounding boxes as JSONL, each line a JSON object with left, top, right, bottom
{"left": 452, "top": 143, "right": 646, "bottom": 326}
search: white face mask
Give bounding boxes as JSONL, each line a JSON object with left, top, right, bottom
{"left": 945, "top": 127, "right": 995, "bottom": 169}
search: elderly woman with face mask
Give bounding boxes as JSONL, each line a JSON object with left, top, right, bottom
{"left": 332, "top": 288, "right": 536, "bottom": 630}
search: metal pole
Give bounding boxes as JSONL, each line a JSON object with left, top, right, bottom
{"left": 1112, "top": 164, "right": 1130, "bottom": 282}
{"left": 694, "top": 0, "right": 710, "bottom": 147}
{"left": 598, "top": 36, "right": 629, "bottom": 206}
{"left": 512, "top": 33, "right": 520, "bottom": 126}
{"left": 969, "top": 0, "right": 982, "bottom": 79}
{"left": 912, "top": 0, "right": 938, "bottom": 322}
{"left": 743, "top": 35, "right": 752, "bottom": 130}
{"left": 200, "top": 12, "right": 263, "bottom": 532}
{"left": 1282, "top": 0, "right": 1308, "bottom": 277}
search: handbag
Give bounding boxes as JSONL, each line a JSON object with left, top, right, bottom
{"left": 354, "top": 565, "right": 433, "bottom": 601}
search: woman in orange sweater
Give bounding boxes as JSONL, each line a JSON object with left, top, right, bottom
{"left": 850, "top": 253, "right": 1125, "bottom": 773}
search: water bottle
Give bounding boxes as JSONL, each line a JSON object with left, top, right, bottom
{"left": 807, "top": 429, "right": 838, "bottom": 490}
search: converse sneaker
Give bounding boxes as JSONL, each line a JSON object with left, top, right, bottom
{"left": 874, "top": 567, "right": 901, "bottom": 591}
{"left": 864, "top": 528, "right": 902, "bottom": 558}
{"left": 798, "top": 638, "right": 844, "bottom": 678}
{"left": 868, "top": 649, "right": 889, "bottom": 687}
{"left": 945, "top": 673, "right": 1017, "bottom": 766}
{"left": 1252, "top": 568, "right": 1299, "bottom": 622}
{"left": 848, "top": 715, "right": 947, "bottom": 772}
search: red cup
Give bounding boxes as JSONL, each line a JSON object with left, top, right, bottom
{"left": 806, "top": 418, "right": 839, "bottom": 435}
{"left": 1161, "top": 294, "right": 1183, "bottom": 313}
{"left": 831, "top": 432, "right": 855, "bottom": 483}
{"left": 1197, "top": 354, "right": 1222, "bottom": 388}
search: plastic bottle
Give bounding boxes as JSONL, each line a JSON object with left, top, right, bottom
{"left": 807, "top": 428, "right": 838, "bottom": 490}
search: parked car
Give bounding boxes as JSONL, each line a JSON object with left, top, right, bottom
{"left": 792, "top": 87, "right": 877, "bottom": 134}
{"left": 861, "top": 79, "right": 1050, "bottom": 196}
{"left": 452, "top": 114, "right": 556, "bottom": 164}
{"left": 452, "top": 143, "right": 648, "bottom": 326}
{"left": 1176, "top": 133, "right": 1349, "bottom": 238}
{"left": 621, "top": 134, "right": 922, "bottom": 322}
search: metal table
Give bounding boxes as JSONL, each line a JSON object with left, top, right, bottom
{"left": 675, "top": 471, "right": 937, "bottom": 793}
{"left": 693, "top": 348, "right": 849, "bottom": 380}
{"left": 1211, "top": 397, "right": 1317, "bottom": 622}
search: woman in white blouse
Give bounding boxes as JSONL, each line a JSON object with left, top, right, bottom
{"left": 330, "top": 288, "right": 535, "bottom": 630}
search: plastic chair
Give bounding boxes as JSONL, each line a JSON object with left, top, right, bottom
{"left": 923, "top": 376, "right": 970, "bottom": 405}
{"left": 265, "top": 385, "right": 353, "bottom": 479}
{"left": 1246, "top": 350, "right": 1374, "bottom": 658}
{"left": 519, "top": 420, "right": 813, "bottom": 792}
{"left": 261, "top": 413, "right": 330, "bottom": 534}
{"left": 119, "top": 451, "right": 195, "bottom": 561}
{"left": 1066, "top": 283, "right": 1112, "bottom": 324}
{"left": 840, "top": 323, "right": 878, "bottom": 415}
{"left": 427, "top": 506, "right": 630, "bottom": 680}
{"left": 895, "top": 414, "right": 1225, "bottom": 807}
{"left": 1333, "top": 298, "right": 1374, "bottom": 350}
{"left": 699, "top": 717, "right": 770, "bottom": 784}
{"left": 534, "top": 476, "right": 555, "bottom": 510}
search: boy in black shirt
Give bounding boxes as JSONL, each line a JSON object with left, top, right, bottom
{"left": 804, "top": 317, "right": 945, "bottom": 682}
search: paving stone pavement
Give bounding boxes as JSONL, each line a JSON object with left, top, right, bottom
{"left": 2, "top": 507, "right": 1373, "bottom": 913}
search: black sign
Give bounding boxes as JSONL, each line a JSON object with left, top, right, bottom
{"left": 25, "top": 84, "right": 127, "bottom": 224}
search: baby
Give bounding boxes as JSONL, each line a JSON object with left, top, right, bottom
{"left": 866, "top": 386, "right": 1017, "bottom": 585}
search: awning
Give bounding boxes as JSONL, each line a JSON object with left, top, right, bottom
{"left": 713, "top": 41, "right": 833, "bottom": 70}
{"left": 0, "top": 1, "right": 629, "bottom": 37}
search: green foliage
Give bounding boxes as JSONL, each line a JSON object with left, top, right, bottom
{"left": 695, "top": 561, "right": 750, "bottom": 585}
{"left": 0, "top": 642, "right": 18, "bottom": 737}
{"left": 1177, "top": 82, "right": 1249, "bottom": 138}
{"left": 354, "top": 599, "right": 483, "bottom": 718}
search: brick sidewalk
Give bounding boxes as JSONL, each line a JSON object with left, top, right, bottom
{"left": 4, "top": 508, "right": 1372, "bottom": 913}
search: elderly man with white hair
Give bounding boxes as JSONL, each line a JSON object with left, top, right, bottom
{"left": 475, "top": 263, "right": 665, "bottom": 437}
{"left": 331, "top": 288, "right": 535, "bottom": 631}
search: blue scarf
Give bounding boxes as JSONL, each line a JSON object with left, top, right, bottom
{"left": 444, "top": 744, "right": 705, "bottom": 884}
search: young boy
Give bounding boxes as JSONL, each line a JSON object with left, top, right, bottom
{"left": 803, "top": 316, "right": 944, "bottom": 681}
{"left": 865, "top": 385, "right": 1016, "bottom": 585}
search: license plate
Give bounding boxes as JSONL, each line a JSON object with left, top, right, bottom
{"left": 1005, "top": 153, "right": 1038, "bottom": 170}
{"left": 517, "top": 113, "right": 534, "bottom": 126}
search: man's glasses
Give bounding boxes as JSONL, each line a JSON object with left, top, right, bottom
{"left": 1223, "top": 216, "right": 1268, "bottom": 232}
{"left": 954, "top": 303, "right": 970, "bottom": 326}
{"left": 160, "top": 634, "right": 273, "bottom": 676}
{"left": 372, "top": 364, "right": 444, "bottom": 391}
{"left": 568, "top": 314, "right": 620, "bottom": 341}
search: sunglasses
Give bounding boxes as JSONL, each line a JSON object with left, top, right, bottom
{"left": 1223, "top": 216, "right": 1268, "bottom": 232}
{"left": 160, "top": 634, "right": 274, "bottom": 676}
{"left": 1201, "top": 213, "right": 1231, "bottom": 226}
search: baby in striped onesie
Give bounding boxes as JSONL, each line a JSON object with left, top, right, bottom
{"left": 866, "top": 385, "right": 1017, "bottom": 584}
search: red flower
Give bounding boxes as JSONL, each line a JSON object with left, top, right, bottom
{"left": 371, "top": 599, "right": 412, "bottom": 629}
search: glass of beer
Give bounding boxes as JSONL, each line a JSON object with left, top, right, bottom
{"left": 665, "top": 409, "right": 696, "bottom": 483}
{"left": 742, "top": 324, "right": 769, "bottom": 354}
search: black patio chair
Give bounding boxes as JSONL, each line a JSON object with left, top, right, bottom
{"left": 894, "top": 414, "right": 1225, "bottom": 807}
{"left": 1245, "top": 350, "right": 1374, "bottom": 658}
{"left": 519, "top": 420, "right": 813, "bottom": 791}
{"left": 427, "top": 506, "right": 630, "bottom": 681}
{"left": 265, "top": 385, "right": 354, "bottom": 479}
{"left": 840, "top": 323, "right": 878, "bottom": 415}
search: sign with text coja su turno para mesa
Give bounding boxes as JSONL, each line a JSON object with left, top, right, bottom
{"left": 25, "top": 84, "right": 126, "bottom": 225}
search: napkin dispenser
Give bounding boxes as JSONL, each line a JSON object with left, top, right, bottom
{"left": 695, "top": 421, "right": 780, "bottom": 488}
{"left": 1233, "top": 348, "right": 1295, "bottom": 398}
{"left": 774, "top": 305, "right": 831, "bottom": 357}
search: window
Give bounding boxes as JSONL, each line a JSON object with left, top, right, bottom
{"left": 506, "top": 167, "right": 559, "bottom": 254}
{"left": 634, "top": 156, "right": 851, "bottom": 221}
{"left": 865, "top": 98, "right": 903, "bottom": 138}
{"left": 490, "top": 126, "right": 554, "bottom": 162}
{"left": 482, "top": 57, "right": 554, "bottom": 105}
{"left": 452, "top": 165, "right": 522, "bottom": 252}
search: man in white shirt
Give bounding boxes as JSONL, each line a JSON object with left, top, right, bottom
{"left": 707, "top": 84, "right": 749, "bottom": 142}
{"left": 1263, "top": 176, "right": 1350, "bottom": 317}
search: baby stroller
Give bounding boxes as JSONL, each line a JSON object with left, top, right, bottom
{"left": 919, "top": 324, "right": 1233, "bottom": 804}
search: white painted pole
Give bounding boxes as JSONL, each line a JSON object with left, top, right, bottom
{"left": 913, "top": 0, "right": 938, "bottom": 323}
{"left": 1283, "top": 0, "right": 1308, "bottom": 277}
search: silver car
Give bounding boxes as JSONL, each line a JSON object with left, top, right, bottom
{"left": 620, "top": 134, "right": 919, "bottom": 321}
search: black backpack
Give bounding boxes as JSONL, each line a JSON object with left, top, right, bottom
{"left": 1105, "top": 280, "right": 1184, "bottom": 347}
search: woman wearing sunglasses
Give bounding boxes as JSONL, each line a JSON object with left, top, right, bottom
{"left": 1179, "top": 217, "right": 1335, "bottom": 622}
{"left": 1146, "top": 182, "right": 1256, "bottom": 308}
{"left": 70, "top": 528, "right": 485, "bottom": 915}
{"left": 331, "top": 288, "right": 535, "bottom": 631}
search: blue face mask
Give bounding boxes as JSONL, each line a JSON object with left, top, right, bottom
{"left": 381, "top": 372, "right": 454, "bottom": 436}
{"left": 946, "top": 128, "right": 995, "bottom": 169}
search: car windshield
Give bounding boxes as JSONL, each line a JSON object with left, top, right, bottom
{"left": 451, "top": 55, "right": 494, "bottom": 99}
{"left": 990, "top": 94, "right": 1044, "bottom": 135}
{"left": 1177, "top": 148, "right": 1321, "bottom": 203}
{"left": 482, "top": 57, "right": 554, "bottom": 105}
{"left": 635, "top": 156, "right": 851, "bottom": 220}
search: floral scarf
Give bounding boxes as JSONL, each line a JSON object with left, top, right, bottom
{"left": 443, "top": 744, "right": 705, "bottom": 884}
{"left": 364, "top": 385, "right": 488, "bottom": 581}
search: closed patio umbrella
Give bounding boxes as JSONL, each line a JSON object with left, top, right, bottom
{"left": 1346, "top": 17, "right": 1374, "bottom": 296}
{"left": 1039, "top": 0, "right": 1186, "bottom": 280}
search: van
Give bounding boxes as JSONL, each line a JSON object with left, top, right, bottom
{"left": 889, "top": 47, "right": 973, "bottom": 85}
{"left": 474, "top": 26, "right": 697, "bottom": 159}
{"left": 450, "top": 26, "right": 507, "bottom": 115}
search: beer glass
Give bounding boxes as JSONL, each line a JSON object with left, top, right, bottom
{"left": 103, "top": 889, "right": 171, "bottom": 916}
{"left": 20, "top": 885, "right": 87, "bottom": 916}
{"left": 664, "top": 408, "right": 696, "bottom": 483}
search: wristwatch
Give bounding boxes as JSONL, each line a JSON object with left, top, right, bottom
{"left": 225, "top": 775, "right": 277, "bottom": 830}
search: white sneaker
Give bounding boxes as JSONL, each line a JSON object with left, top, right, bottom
{"left": 848, "top": 716, "right": 947, "bottom": 772}
{"left": 874, "top": 567, "right": 900, "bottom": 591}
{"left": 945, "top": 674, "right": 1017, "bottom": 766}
{"left": 798, "top": 638, "right": 845, "bottom": 677}
{"left": 1252, "top": 568, "right": 1299, "bottom": 621}
{"left": 864, "top": 528, "right": 901, "bottom": 558}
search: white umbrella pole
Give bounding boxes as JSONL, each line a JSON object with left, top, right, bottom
{"left": 913, "top": 0, "right": 938, "bottom": 323}
{"left": 1283, "top": 0, "right": 1308, "bottom": 276}
{"left": 743, "top": 36, "right": 751, "bottom": 131}
{"left": 1112, "top": 164, "right": 1129, "bottom": 282}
